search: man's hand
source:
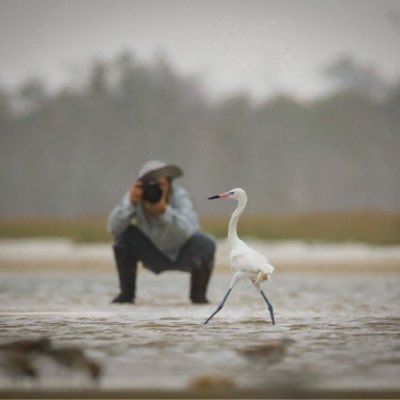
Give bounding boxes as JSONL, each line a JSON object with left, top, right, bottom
{"left": 129, "top": 182, "right": 143, "bottom": 205}
{"left": 142, "top": 198, "right": 167, "bottom": 216}
{"left": 142, "top": 176, "right": 170, "bottom": 217}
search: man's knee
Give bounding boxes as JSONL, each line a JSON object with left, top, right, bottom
{"left": 113, "top": 226, "right": 147, "bottom": 263}
{"left": 188, "top": 232, "right": 216, "bottom": 263}
{"left": 114, "top": 225, "right": 142, "bottom": 248}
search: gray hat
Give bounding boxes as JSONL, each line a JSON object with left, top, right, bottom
{"left": 138, "top": 160, "right": 183, "bottom": 181}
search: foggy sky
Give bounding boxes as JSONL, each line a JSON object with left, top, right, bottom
{"left": 0, "top": 0, "right": 399, "bottom": 99}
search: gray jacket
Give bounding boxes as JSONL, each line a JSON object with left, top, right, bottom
{"left": 107, "top": 184, "right": 199, "bottom": 260}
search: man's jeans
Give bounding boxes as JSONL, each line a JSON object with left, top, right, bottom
{"left": 112, "top": 225, "right": 216, "bottom": 303}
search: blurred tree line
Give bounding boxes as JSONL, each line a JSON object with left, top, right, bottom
{"left": 0, "top": 51, "right": 399, "bottom": 217}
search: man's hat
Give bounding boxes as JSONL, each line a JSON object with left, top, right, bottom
{"left": 138, "top": 160, "right": 183, "bottom": 181}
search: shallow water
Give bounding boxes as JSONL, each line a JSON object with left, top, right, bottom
{"left": 0, "top": 269, "right": 399, "bottom": 391}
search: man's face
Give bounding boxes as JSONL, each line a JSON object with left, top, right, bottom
{"left": 156, "top": 176, "right": 170, "bottom": 194}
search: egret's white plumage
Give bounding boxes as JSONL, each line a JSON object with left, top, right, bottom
{"left": 230, "top": 242, "right": 274, "bottom": 282}
{"left": 204, "top": 188, "right": 276, "bottom": 325}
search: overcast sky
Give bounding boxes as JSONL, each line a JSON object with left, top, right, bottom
{"left": 0, "top": 0, "right": 399, "bottom": 100}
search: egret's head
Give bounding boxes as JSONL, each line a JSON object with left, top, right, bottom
{"left": 208, "top": 188, "right": 246, "bottom": 201}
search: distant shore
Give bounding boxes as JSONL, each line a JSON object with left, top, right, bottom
{"left": 1, "top": 212, "right": 400, "bottom": 245}
{"left": 1, "top": 238, "right": 399, "bottom": 273}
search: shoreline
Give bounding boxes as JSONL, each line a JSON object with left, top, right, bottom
{"left": 0, "top": 238, "right": 399, "bottom": 273}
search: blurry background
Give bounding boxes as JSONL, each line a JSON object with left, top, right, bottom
{"left": 1, "top": 2, "right": 400, "bottom": 395}
{"left": 0, "top": 0, "right": 399, "bottom": 243}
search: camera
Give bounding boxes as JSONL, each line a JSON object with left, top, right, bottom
{"left": 141, "top": 180, "right": 163, "bottom": 203}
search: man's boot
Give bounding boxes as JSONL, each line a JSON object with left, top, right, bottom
{"left": 190, "top": 259, "right": 214, "bottom": 304}
{"left": 111, "top": 244, "right": 137, "bottom": 304}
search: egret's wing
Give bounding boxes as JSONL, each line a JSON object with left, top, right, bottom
{"left": 230, "top": 245, "right": 274, "bottom": 274}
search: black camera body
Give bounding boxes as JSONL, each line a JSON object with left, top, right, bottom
{"left": 141, "top": 180, "right": 163, "bottom": 203}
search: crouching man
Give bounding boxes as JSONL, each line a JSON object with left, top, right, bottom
{"left": 108, "top": 160, "right": 215, "bottom": 304}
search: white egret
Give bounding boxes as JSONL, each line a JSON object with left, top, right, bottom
{"left": 204, "top": 188, "right": 275, "bottom": 325}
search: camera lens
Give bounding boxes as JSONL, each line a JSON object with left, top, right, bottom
{"left": 142, "top": 182, "right": 163, "bottom": 203}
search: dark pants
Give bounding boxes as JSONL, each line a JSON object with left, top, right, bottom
{"left": 112, "top": 225, "right": 216, "bottom": 303}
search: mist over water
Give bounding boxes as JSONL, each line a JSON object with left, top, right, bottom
{"left": 0, "top": 270, "right": 399, "bottom": 391}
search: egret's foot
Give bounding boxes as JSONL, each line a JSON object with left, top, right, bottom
{"left": 268, "top": 305, "right": 276, "bottom": 325}
{"left": 260, "top": 289, "right": 275, "bottom": 325}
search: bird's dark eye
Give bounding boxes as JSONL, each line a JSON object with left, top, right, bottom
{"left": 229, "top": 191, "right": 234, "bottom": 195}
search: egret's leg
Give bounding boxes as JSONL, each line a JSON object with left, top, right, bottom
{"left": 255, "top": 284, "right": 275, "bottom": 325}
{"left": 203, "top": 271, "right": 242, "bottom": 324}
{"left": 260, "top": 290, "right": 275, "bottom": 325}
{"left": 203, "top": 288, "right": 232, "bottom": 324}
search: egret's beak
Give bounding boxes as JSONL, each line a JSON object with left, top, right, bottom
{"left": 208, "top": 192, "right": 231, "bottom": 200}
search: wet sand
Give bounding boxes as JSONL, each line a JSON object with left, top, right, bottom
{"left": 0, "top": 239, "right": 400, "bottom": 398}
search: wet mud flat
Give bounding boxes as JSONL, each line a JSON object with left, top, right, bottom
{"left": 0, "top": 269, "right": 399, "bottom": 398}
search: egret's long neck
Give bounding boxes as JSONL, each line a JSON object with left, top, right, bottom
{"left": 228, "top": 194, "right": 247, "bottom": 245}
